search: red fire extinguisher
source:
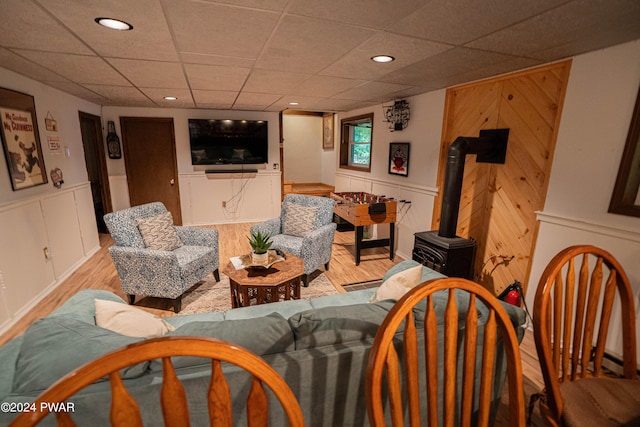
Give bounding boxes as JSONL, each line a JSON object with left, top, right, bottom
{"left": 498, "top": 280, "right": 523, "bottom": 306}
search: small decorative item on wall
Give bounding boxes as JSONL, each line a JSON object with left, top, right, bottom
{"left": 322, "top": 112, "right": 334, "bottom": 150}
{"left": 50, "top": 167, "right": 64, "bottom": 189}
{"left": 388, "top": 142, "right": 410, "bottom": 176}
{"left": 0, "top": 87, "right": 48, "bottom": 191}
{"left": 44, "top": 111, "right": 58, "bottom": 132}
{"left": 106, "top": 120, "right": 122, "bottom": 159}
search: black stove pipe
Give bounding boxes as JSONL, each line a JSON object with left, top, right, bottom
{"left": 438, "top": 136, "right": 500, "bottom": 238}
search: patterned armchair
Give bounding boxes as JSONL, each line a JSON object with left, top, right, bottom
{"left": 104, "top": 202, "right": 219, "bottom": 313}
{"left": 251, "top": 194, "right": 337, "bottom": 286}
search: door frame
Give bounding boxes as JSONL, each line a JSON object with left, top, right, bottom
{"left": 78, "top": 111, "right": 112, "bottom": 230}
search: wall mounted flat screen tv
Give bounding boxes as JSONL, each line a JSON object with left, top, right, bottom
{"left": 189, "top": 119, "right": 268, "bottom": 165}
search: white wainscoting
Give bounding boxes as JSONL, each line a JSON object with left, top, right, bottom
{"left": 334, "top": 172, "right": 439, "bottom": 261}
{"left": 0, "top": 183, "right": 100, "bottom": 333}
{"left": 180, "top": 171, "right": 281, "bottom": 225}
{"left": 526, "top": 211, "right": 640, "bottom": 365}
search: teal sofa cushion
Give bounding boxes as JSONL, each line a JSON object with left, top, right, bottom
{"left": 289, "top": 301, "right": 396, "bottom": 350}
{"left": 224, "top": 299, "right": 314, "bottom": 320}
{"left": 48, "top": 289, "right": 126, "bottom": 324}
{"left": 13, "top": 317, "right": 146, "bottom": 395}
{"left": 150, "top": 313, "right": 295, "bottom": 370}
{"left": 0, "top": 337, "right": 23, "bottom": 400}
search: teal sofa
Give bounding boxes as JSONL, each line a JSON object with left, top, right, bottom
{"left": 0, "top": 261, "right": 526, "bottom": 426}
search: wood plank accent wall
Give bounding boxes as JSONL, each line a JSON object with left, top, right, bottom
{"left": 432, "top": 61, "right": 572, "bottom": 295}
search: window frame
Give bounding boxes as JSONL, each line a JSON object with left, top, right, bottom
{"left": 339, "top": 113, "right": 373, "bottom": 172}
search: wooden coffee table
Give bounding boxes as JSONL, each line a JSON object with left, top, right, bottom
{"left": 223, "top": 253, "right": 304, "bottom": 308}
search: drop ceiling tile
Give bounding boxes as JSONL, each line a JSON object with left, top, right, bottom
{"left": 15, "top": 51, "right": 130, "bottom": 86}
{"left": 334, "top": 81, "right": 414, "bottom": 102}
{"left": 181, "top": 52, "right": 255, "bottom": 68}
{"left": 529, "top": 20, "right": 640, "bottom": 62}
{"left": 198, "top": 0, "right": 288, "bottom": 12}
{"left": 288, "top": 0, "right": 425, "bottom": 29}
{"left": 320, "top": 33, "right": 452, "bottom": 80}
{"left": 255, "top": 15, "right": 376, "bottom": 74}
{"left": 0, "top": 48, "right": 69, "bottom": 82}
{"left": 165, "top": 0, "right": 279, "bottom": 58}
{"left": 234, "top": 92, "right": 281, "bottom": 109}
{"left": 192, "top": 90, "right": 238, "bottom": 109}
{"left": 379, "top": 47, "right": 518, "bottom": 87}
{"left": 42, "top": 81, "right": 108, "bottom": 104}
{"left": 243, "top": 70, "right": 312, "bottom": 94}
{"left": 388, "top": 0, "right": 568, "bottom": 45}
{"left": 106, "top": 58, "right": 188, "bottom": 89}
{"left": 288, "top": 76, "right": 367, "bottom": 98}
{"left": 38, "top": 0, "right": 179, "bottom": 61}
{"left": 82, "top": 85, "right": 156, "bottom": 106}
{"left": 465, "top": 0, "right": 640, "bottom": 57}
{"left": 449, "top": 57, "right": 543, "bottom": 86}
{"left": 0, "top": 0, "right": 92, "bottom": 54}
{"left": 274, "top": 95, "right": 326, "bottom": 110}
{"left": 306, "top": 98, "right": 362, "bottom": 112}
{"left": 184, "top": 63, "right": 250, "bottom": 91}
{"left": 139, "top": 88, "right": 195, "bottom": 108}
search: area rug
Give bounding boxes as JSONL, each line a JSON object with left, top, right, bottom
{"left": 180, "top": 272, "right": 339, "bottom": 315}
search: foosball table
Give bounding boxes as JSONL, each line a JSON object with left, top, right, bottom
{"left": 331, "top": 191, "right": 397, "bottom": 265}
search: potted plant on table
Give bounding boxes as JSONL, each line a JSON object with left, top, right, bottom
{"left": 248, "top": 230, "right": 273, "bottom": 265}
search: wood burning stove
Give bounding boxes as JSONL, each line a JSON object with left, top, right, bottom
{"left": 413, "top": 129, "right": 509, "bottom": 280}
{"left": 413, "top": 231, "right": 477, "bottom": 279}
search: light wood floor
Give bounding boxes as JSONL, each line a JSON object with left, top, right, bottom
{"left": 0, "top": 222, "right": 545, "bottom": 426}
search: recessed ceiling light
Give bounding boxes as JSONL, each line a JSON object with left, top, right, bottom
{"left": 95, "top": 17, "right": 133, "bottom": 31}
{"left": 289, "top": 102, "right": 299, "bottom": 106}
{"left": 163, "top": 96, "right": 177, "bottom": 101}
{"left": 371, "top": 55, "right": 395, "bottom": 63}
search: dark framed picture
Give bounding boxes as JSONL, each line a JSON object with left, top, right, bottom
{"left": 0, "top": 87, "right": 47, "bottom": 191}
{"left": 389, "top": 142, "right": 410, "bottom": 177}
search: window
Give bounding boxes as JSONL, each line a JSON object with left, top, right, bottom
{"left": 340, "top": 113, "right": 373, "bottom": 172}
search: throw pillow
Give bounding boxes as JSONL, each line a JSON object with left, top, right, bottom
{"left": 94, "top": 299, "right": 175, "bottom": 338}
{"left": 282, "top": 203, "right": 319, "bottom": 237}
{"left": 136, "top": 211, "right": 183, "bottom": 251}
{"left": 369, "top": 263, "right": 423, "bottom": 302}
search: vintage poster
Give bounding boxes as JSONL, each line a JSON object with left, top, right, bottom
{"left": 0, "top": 106, "right": 47, "bottom": 190}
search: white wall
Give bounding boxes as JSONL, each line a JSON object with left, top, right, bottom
{"left": 525, "top": 40, "right": 640, "bottom": 361}
{"left": 335, "top": 89, "right": 446, "bottom": 260}
{"left": 0, "top": 67, "right": 102, "bottom": 204}
{"left": 528, "top": 39, "right": 640, "bottom": 291}
{"left": 101, "top": 106, "right": 282, "bottom": 223}
{"left": 282, "top": 114, "right": 322, "bottom": 183}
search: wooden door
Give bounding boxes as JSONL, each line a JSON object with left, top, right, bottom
{"left": 120, "top": 117, "right": 182, "bottom": 224}
{"left": 432, "top": 61, "right": 571, "bottom": 295}
{"left": 79, "top": 111, "right": 112, "bottom": 233}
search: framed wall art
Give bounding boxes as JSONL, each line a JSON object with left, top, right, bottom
{"left": 388, "top": 142, "right": 410, "bottom": 176}
{"left": 0, "top": 87, "right": 47, "bottom": 190}
{"left": 323, "top": 112, "right": 334, "bottom": 149}
{"left": 609, "top": 84, "right": 640, "bottom": 217}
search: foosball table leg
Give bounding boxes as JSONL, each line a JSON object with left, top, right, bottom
{"left": 355, "top": 226, "right": 363, "bottom": 266}
{"left": 389, "top": 222, "right": 395, "bottom": 261}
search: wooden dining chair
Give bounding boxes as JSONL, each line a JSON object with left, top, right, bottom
{"left": 10, "top": 336, "right": 305, "bottom": 427}
{"left": 366, "top": 277, "right": 526, "bottom": 427}
{"left": 532, "top": 245, "right": 639, "bottom": 427}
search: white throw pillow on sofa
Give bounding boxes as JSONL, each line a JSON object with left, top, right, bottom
{"left": 370, "top": 264, "right": 423, "bottom": 302}
{"left": 95, "top": 299, "right": 175, "bottom": 338}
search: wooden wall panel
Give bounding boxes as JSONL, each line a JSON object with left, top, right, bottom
{"left": 433, "top": 61, "right": 571, "bottom": 295}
